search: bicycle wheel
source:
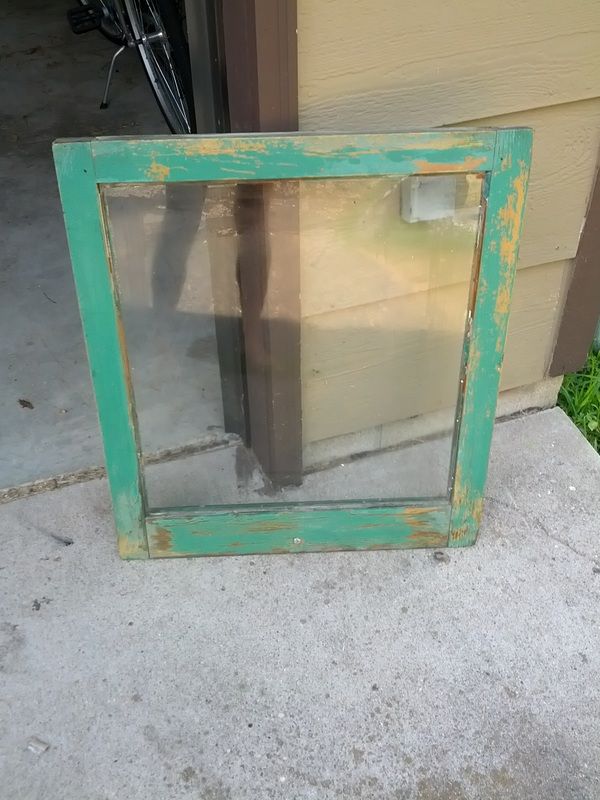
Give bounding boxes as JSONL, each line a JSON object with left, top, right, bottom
{"left": 123, "top": 0, "right": 195, "bottom": 134}
{"left": 79, "top": 0, "right": 126, "bottom": 45}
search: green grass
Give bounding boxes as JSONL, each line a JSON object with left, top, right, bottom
{"left": 558, "top": 349, "right": 600, "bottom": 452}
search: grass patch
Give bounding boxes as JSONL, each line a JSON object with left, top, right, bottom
{"left": 558, "top": 349, "right": 600, "bottom": 452}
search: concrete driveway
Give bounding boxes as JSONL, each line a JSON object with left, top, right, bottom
{"left": 1, "top": 407, "right": 600, "bottom": 800}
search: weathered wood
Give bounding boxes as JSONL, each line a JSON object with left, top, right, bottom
{"left": 87, "top": 131, "right": 497, "bottom": 183}
{"left": 449, "top": 128, "right": 533, "bottom": 547}
{"left": 53, "top": 141, "right": 148, "bottom": 558}
{"left": 53, "top": 128, "right": 531, "bottom": 558}
{"left": 146, "top": 503, "right": 450, "bottom": 557}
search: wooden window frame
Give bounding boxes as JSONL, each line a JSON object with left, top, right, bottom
{"left": 53, "top": 128, "right": 532, "bottom": 559}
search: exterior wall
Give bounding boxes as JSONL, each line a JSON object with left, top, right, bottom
{"left": 296, "top": 0, "right": 600, "bottom": 448}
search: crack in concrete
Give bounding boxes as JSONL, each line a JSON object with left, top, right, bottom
{"left": 487, "top": 495, "right": 598, "bottom": 565}
{"left": 0, "top": 434, "right": 241, "bottom": 506}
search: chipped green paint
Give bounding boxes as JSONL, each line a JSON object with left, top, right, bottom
{"left": 53, "top": 141, "right": 148, "bottom": 559}
{"left": 76, "top": 130, "right": 498, "bottom": 184}
{"left": 449, "top": 128, "right": 532, "bottom": 547}
{"left": 52, "top": 129, "right": 531, "bottom": 559}
{"left": 146, "top": 504, "right": 450, "bottom": 558}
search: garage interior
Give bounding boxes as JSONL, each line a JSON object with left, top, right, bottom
{"left": 1, "top": 0, "right": 167, "bottom": 491}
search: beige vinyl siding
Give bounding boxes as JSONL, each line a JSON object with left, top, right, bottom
{"left": 501, "top": 261, "right": 573, "bottom": 390}
{"left": 297, "top": 0, "right": 600, "bottom": 130}
{"left": 296, "top": 0, "right": 600, "bottom": 447}
{"left": 302, "top": 260, "right": 570, "bottom": 444}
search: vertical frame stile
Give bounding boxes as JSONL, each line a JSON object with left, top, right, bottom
{"left": 53, "top": 141, "right": 148, "bottom": 558}
{"left": 446, "top": 170, "right": 490, "bottom": 498}
{"left": 449, "top": 128, "right": 533, "bottom": 547}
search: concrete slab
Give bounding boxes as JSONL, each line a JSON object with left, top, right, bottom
{"left": 1, "top": 407, "right": 600, "bottom": 800}
{"left": 144, "top": 430, "right": 453, "bottom": 507}
{"left": 0, "top": 0, "right": 167, "bottom": 490}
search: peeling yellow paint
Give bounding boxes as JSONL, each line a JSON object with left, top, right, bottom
{"left": 147, "top": 161, "right": 170, "bottom": 181}
{"left": 450, "top": 525, "right": 468, "bottom": 543}
{"left": 178, "top": 134, "right": 486, "bottom": 161}
{"left": 472, "top": 497, "right": 484, "bottom": 527}
{"left": 495, "top": 284, "right": 511, "bottom": 317}
{"left": 407, "top": 530, "right": 447, "bottom": 547}
{"left": 498, "top": 163, "right": 527, "bottom": 267}
{"left": 466, "top": 342, "right": 481, "bottom": 377}
{"left": 398, "top": 506, "right": 437, "bottom": 519}
{"left": 409, "top": 135, "right": 486, "bottom": 151}
{"left": 452, "top": 465, "right": 466, "bottom": 506}
{"left": 301, "top": 134, "right": 487, "bottom": 157}
{"left": 151, "top": 526, "right": 172, "bottom": 553}
{"left": 451, "top": 461, "right": 485, "bottom": 545}
{"left": 180, "top": 139, "right": 267, "bottom": 157}
{"left": 414, "top": 156, "right": 487, "bottom": 173}
{"left": 118, "top": 535, "right": 147, "bottom": 559}
{"left": 244, "top": 521, "right": 297, "bottom": 532}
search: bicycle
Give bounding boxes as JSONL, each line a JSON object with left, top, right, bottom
{"left": 67, "top": 0, "right": 195, "bottom": 134}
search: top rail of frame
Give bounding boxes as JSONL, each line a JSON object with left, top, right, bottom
{"left": 51, "top": 129, "right": 524, "bottom": 184}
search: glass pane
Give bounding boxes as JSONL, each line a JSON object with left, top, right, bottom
{"left": 102, "top": 174, "right": 483, "bottom": 508}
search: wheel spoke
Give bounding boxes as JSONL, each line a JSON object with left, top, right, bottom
{"left": 154, "top": 40, "right": 187, "bottom": 110}
{"left": 123, "top": 0, "right": 191, "bottom": 133}
{"left": 147, "top": 46, "right": 186, "bottom": 116}
{"left": 146, "top": 44, "right": 189, "bottom": 130}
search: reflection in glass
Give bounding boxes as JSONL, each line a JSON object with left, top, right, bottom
{"left": 102, "top": 174, "right": 483, "bottom": 508}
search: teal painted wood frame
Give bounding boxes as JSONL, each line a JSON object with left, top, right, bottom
{"left": 53, "top": 129, "right": 532, "bottom": 559}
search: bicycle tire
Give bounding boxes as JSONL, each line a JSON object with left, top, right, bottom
{"left": 124, "top": 0, "right": 195, "bottom": 134}
{"left": 79, "top": 0, "right": 125, "bottom": 45}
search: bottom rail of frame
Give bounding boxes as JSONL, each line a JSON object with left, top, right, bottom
{"left": 140, "top": 503, "right": 452, "bottom": 559}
